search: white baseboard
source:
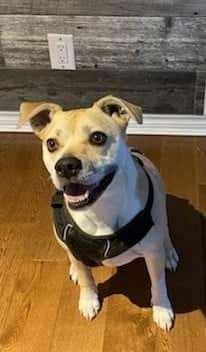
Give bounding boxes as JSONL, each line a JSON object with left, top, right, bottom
{"left": 1, "top": 111, "right": 206, "bottom": 136}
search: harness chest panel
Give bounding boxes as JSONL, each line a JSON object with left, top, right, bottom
{"left": 51, "top": 153, "right": 154, "bottom": 267}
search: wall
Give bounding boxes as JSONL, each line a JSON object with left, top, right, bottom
{"left": 0, "top": 1, "right": 205, "bottom": 113}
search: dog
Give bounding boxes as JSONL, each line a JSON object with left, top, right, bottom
{"left": 19, "top": 95, "right": 179, "bottom": 330}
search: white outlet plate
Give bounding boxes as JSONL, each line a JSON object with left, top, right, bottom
{"left": 48, "top": 34, "right": 76, "bottom": 70}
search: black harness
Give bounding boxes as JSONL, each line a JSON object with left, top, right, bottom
{"left": 51, "top": 152, "right": 154, "bottom": 267}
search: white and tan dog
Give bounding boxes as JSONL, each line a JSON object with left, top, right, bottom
{"left": 19, "top": 96, "right": 179, "bottom": 330}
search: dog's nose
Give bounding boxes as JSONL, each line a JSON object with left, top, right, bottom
{"left": 55, "top": 157, "right": 82, "bottom": 178}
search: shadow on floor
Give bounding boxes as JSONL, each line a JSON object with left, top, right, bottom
{"left": 98, "top": 194, "right": 206, "bottom": 315}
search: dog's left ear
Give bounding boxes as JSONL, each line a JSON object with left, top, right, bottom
{"left": 93, "top": 95, "right": 142, "bottom": 126}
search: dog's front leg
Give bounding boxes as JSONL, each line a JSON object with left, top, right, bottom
{"left": 145, "top": 249, "right": 174, "bottom": 330}
{"left": 68, "top": 251, "right": 100, "bottom": 320}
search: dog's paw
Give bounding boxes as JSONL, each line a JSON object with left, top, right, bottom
{"left": 69, "top": 264, "right": 79, "bottom": 285}
{"left": 153, "top": 305, "right": 174, "bottom": 330}
{"left": 165, "top": 246, "right": 179, "bottom": 272}
{"left": 79, "top": 288, "right": 100, "bottom": 320}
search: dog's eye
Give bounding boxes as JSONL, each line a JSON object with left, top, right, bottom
{"left": 89, "top": 131, "right": 107, "bottom": 146}
{"left": 47, "top": 138, "right": 59, "bottom": 152}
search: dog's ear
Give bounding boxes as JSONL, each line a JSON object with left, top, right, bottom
{"left": 18, "top": 102, "right": 62, "bottom": 138}
{"left": 93, "top": 95, "right": 142, "bottom": 127}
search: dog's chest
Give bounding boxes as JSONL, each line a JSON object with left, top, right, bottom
{"left": 69, "top": 177, "right": 128, "bottom": 236}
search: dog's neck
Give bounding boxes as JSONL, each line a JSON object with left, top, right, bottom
{"left": 67, "top": 144, "right": 148, "bottom": 236}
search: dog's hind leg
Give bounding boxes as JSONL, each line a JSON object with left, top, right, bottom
{"left": 164, "top": 227, "right": 179, "bottom": 272}
{"left": 67, "top": 250, "right": 100, "bottom": 320}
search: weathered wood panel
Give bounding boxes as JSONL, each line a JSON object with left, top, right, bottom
{"left": 194, "top": 71, "right": 206, "bottom": 115}
{"left": 0, "top": 0, "right": 205, "bottom": 16}
{"left": 0, "top": 16, "right": 206, "bottom": 71}
{"left": 0, "top": 69, "right": 197, "bottom": 114}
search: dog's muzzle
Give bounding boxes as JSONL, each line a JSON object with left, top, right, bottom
{"left": 55, "top": 157, "right": 117, "bottom": 209}
{"left": 58, "top": 168, "right": 117, "bottom": 210}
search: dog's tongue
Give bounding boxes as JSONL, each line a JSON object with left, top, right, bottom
{"left": 64, "top": 183, "right": 88, "bottom": 196}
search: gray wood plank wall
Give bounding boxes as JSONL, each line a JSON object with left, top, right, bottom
{"left": 0, "top": 1, "right": 205, "bottom": 16}
{"left": 0, "top": 69, "right": 200, "bottom": 114}
{"left": 0, "top": 1, "right": 205, "bottom": 114}
{"left": 0, "top": 16, "right": 206, "bottom": 71}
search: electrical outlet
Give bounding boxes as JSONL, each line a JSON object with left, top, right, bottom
{"left": 48, "top": 34, "right": 76, "bottom": 70}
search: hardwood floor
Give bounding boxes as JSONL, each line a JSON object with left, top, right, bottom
{"left": 0, "top": 133, "right": 205, "bottom": 352}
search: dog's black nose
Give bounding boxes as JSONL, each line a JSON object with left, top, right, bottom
{"left": 55, "top": 157, "right": 82, "bottom": 178}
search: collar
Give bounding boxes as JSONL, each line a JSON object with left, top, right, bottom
{"left": 51, "top": 151, "right": 154, "bottom": 266}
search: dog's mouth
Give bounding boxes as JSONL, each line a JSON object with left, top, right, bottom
{"left": 64, "top": 168, "right": 117, "bottom": 209}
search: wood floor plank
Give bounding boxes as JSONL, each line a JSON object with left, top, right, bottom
{"left": 195, "top": 137, "right": 206, "bottom": 186}
{"left": 102, "top": 274, "right": 156, "bottom": 352}
{"left": 158, "top": 136, "right": 206, "bottom": 352}
{"left": 0, "top": 224, "right": 23, "bottom": 334}
{"left": 0, "top": 134, "right": 66, "bottom": 262}
{"left": 198, "top": 184, "right": 206, "bottom": 306}
{"left": 128, "top": 135, "right": 163, "bottom": 170}
{"left": 0, "top": 260, "right": 65, "bottom": 352}
{"left": 161, "top": 137, "right": 197, "bottom": 205}
{"left": 0, "top": 134, "right": 50, "bottom": 224}
{"left": 50, "top": 266, "right": 113, "bottom": 352}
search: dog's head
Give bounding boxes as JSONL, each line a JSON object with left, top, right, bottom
{"left": 19, "top": 96, "right": 142, "bottom": 209}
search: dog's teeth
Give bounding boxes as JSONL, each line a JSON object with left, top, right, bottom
{"left": 68, "top": 190, "right": 89, "bottom": 204}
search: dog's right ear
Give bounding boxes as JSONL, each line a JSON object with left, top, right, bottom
{"left": 18, "top": 102, "right": 62, "bottom": 138}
